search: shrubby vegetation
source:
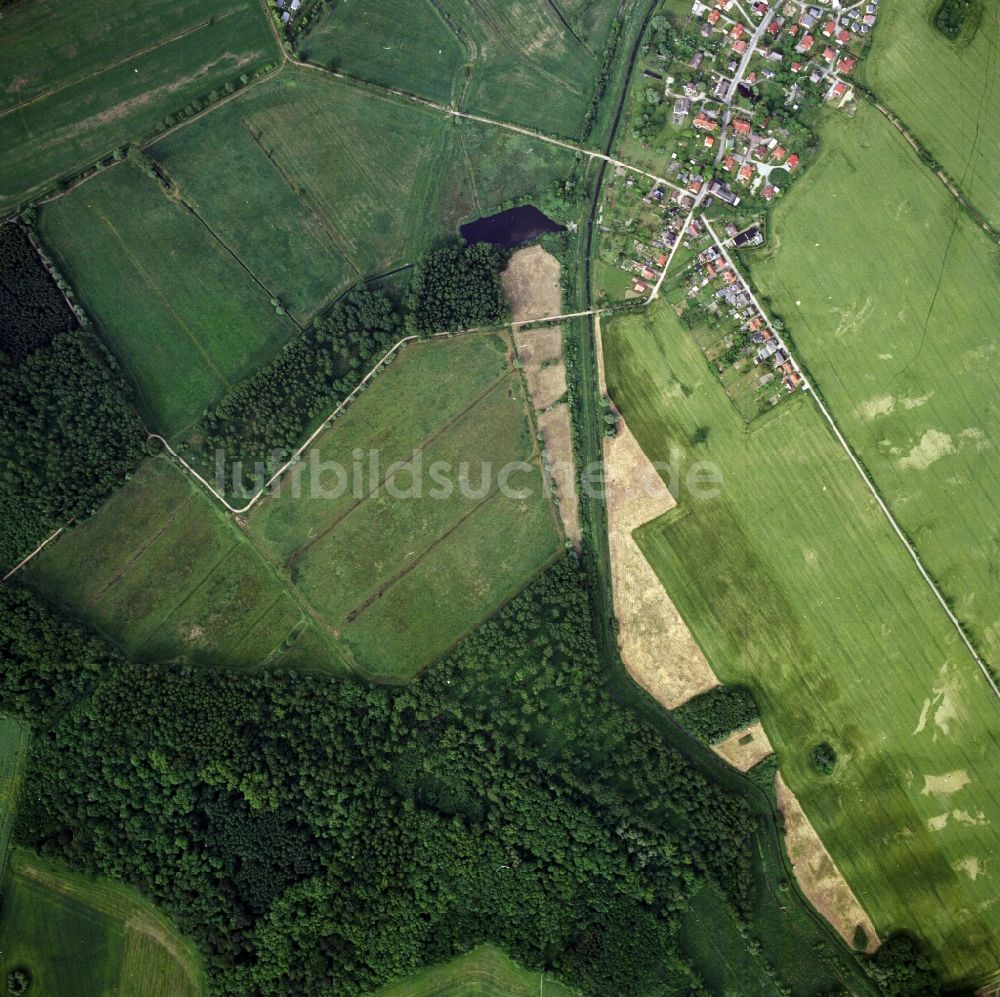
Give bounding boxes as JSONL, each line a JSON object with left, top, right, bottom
{"left": 0, "top": 330, "right": 147, "bottom": 569}
{"left": 407, "top": 243, "right": 509, "bottom": 335}
{"left": 15, "top": 558, "right": 767, "bottom": 995}
{"left": 0, "top": 223, "right": 75, "bottom": 362}
{"left": 673, "top": 685, "right": 760, "bottom": 744}
{"left": 934, "top": 0, "right": 974, "bottom": 39}
{"left": 198, "top": 288, "right": 400, "bottom": 493}
{"left": 810, "top": 741, "right": 838, "bottom": 775}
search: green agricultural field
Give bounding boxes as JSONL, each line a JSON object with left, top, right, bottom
{"left": 38, "top": 165, "right": 298, "bottom": 438}
{"left": 861, "top": 0, "right": 1000, "bottom": 230}
{"left": 303, "top": 0, "right": 619, "bottom": 138}
{"left": 150, "top": 68, "right": 449, "bottom": 321}
{"left": 22, "top": 457, "right": 346, "bottom": 676}
{"left": 0, "top": 0, "right": 277, "bottom": 210}
{"left": 303, "top": 1, "right": 466, "bottom": 105}
{"left": 0, "top": 850, "right": 204, "bottom": 997}
{"left": 374, "top": 943, "right": 577, "bottom": 996}
{"left": 603, "top": 301, "right": 1000, "bottom": 985}
{"left": 0, "top": 718, "right": 29, "bottom": 880}
{"left": 248, "top": 332, "right": 562, "bottom": 681}
{"left": 751, "top": 102, "right": 1000, "bottom": 670}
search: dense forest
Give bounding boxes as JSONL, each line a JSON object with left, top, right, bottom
{"left": 0, "top": 329, "right": 147, "bottom": 569}
{"left": 673, "top": 684, "right": 760, "bottom": 744}
{"left": 197, "top": 289, "right": 400, "bottom": 494}
{"left": 0, "top": 223, "right": 76, "bottom": 362}
{"left": 407, "top": 243, "right": 510, "bottom": 335}
{"left": 934, "top": 0, "right": 974, "bottom": 38}
{"left": 11, "top": 558, "right": 758, "bottom": 995}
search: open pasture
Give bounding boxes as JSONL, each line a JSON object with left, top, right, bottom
{"left": 304, "top": 0, "right": 617, "bottom": 138}
{"left": 862, "top": 0, "right": 1000, "bottom": 230}
{"left": 248, "top": 333, "right": 562, "bottom": 681}
{"left": 151, "top": 68, "right": 448, "bottom": 320}
{"left": 21, "top": 457, "right": 345, "bottom": 675}
{"left": 374, "top": 943, "right": 576, "bottom": 996}
{"left": 752, "top": 103, "right": 1000, "bottom": 670}
{"left": 0, "top": 850, "right": 204, "bottom": 997}
{"left": 604, "top": 301, "right": 1000, "bottom": 985}
{"left": 38, "top": 165, "right": 298, "bottom": 438}
{"left": 0, "top": 0, "right": 277, "bottom": 210}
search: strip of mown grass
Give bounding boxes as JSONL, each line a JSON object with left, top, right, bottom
{"left": 860, "top": 0, "right": 1000, "bottom": 229}
{"left": 751, "top": 102, "right": 1000, "bottom": 671}
{"left": 38, "top": 165, "right": 298, "bottom": 438}
{"left": 248, "top": 332, "right": 563, "bottom": 681}
{"left": 373, "top": 943, "right": 578, "bottom": 996}
{"left": 603, "top": 300, "right": 1000, "bottom": 985}
{"left": 0, "top": 850, "right": 204, "bottom": 997}
{"left": 0, "top": 718, "right": 29, "bottom": 881}
{"left": 21, "top": 457, "right": 346, "bottom": 676}
{"left": 0, "top": 0, "right": 278, "bottom": 211}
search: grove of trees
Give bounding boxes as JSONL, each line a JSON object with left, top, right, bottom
{"left": 673, "top": 684, "right": 760, "bottom": 744}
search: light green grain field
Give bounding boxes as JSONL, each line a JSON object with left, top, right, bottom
{"left": 248, "top": 332, "right": 563, "bottom": 682}
{"left": 0, "top": 0, "right": 278, "bottom": 210}
{"left": 861, "top": 0, "right": 1000, "bottom": 230}
{"left": 751, "top": 102, "right": 1000, "bottom": 672}
{"left": 604, "top": 300, "right": 1000, "bottom": 986}
{"left": 22, "top": 457, "right": 346, "bottom": 676}
{"left": 0, "top": 850, "right": 204, "bottom": 997}
{"left": 38, "top": 166, "right": 299, "bottom": 438}
{"left": 373, "top": 943, "right": 577, "bottom": 997}
{"left": 302, "top": 0, "right": 618, "bottom": 139}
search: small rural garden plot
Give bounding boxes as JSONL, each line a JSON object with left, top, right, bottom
{"left": 247, "top": 332, "right": 563, "bottom": 681}
{"left": 603, "top": 301, "right": 1000, "bottom": 985}
{"left": 0, "top": 0, "right": 278, "bottom": 211}
{"left": 21, "top": 457, "right": 345, "bottom": 676}
{"left": 38, "top": 165, "right": 299, "bottom": 438}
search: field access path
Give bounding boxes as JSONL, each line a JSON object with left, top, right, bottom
{"left": 700, "top": 215, "right": 1000, "bottom": 701}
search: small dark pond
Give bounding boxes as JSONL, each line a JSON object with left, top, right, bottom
{"left": 460, "top": 204, "right": 566, "bottom": 249}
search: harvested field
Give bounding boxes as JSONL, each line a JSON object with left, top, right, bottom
{"left": 604, "top": 417, "right": 717, "bottom": 709}
{"left": 776, "top": 773, "right": 878, "bottom": 953}
{"left": 712, "top": 722, "right": 774, "bottom": 773}
{"left": 503, "top": 245, "right": 562, "bottom": 322}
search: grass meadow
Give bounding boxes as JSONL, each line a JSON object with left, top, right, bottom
{"left": 303, "top": 0, "right": 618, "bottom": 138}
{"left": 603, "top": 301, "right": 1000, "bottom": 985}
{"left": 0, "top": 718, "right": 29, "bottom": 880}
{"left": 38, "top": 166, "right": 298, "bottom": 438}
{"left": 22, "top": 457, "right": 347, "bottom": 676}
{"left": 151, "top": 68, "right": 450, "bottom": 322}
{"left": 751, "top": 103, "right": 1000, "bottom": 672}
{"left": 374, "top": 943, "right": 577, "bottom": 996}
{"left": 0, "top": 0, "right": 277, "bottom": 210}
{"left": 248, "top": 333, "right": 563, "bottom": 681}
{"left": 861, "top": 0, "right": 1000, "bottom": 230}
{"left": 0, "top": 850, "right": 204, "bottom": 997}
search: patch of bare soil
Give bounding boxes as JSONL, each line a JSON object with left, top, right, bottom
{"left": 604, "top": 418, "right": 717, "bottom": 708}
{"left": 712, "top": 722, "right": 773, "bottom": 772}
{"left": 775, "top": 772, "right": 879, "bottom": 952}
{"left": 502, "top": 245, "right": 561, "bottom": 322}
{"left": 537, "top": 403, "right": 580, "bottom": 547}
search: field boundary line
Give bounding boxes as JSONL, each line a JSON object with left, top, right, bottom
{"left": 0, "top": 8, "right": 245, "bottom": 122}
{"left": 151, "top": 310, "right": 596, "bottom": 515}
{"left": 701, "top": 215, "right": 1000, "bottom": 701}
{"left": 2, "top": 527, "right": 66, "bottom": 582}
